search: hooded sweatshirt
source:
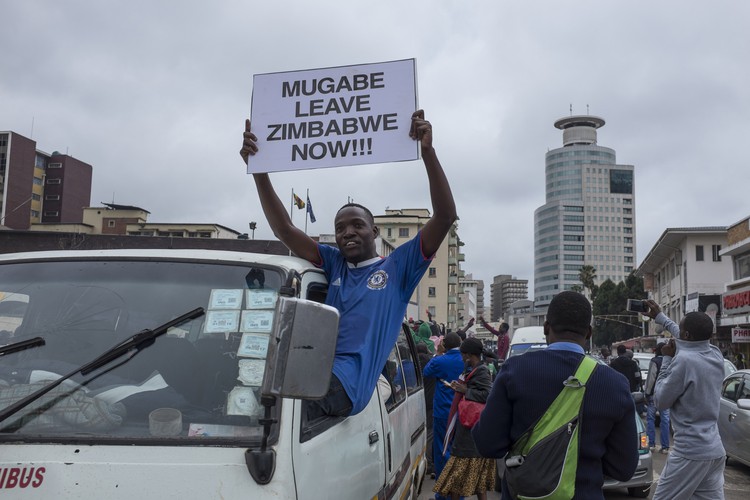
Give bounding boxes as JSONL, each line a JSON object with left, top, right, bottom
{"left": 653, "top": 313, "right": 725, "bottom": 460}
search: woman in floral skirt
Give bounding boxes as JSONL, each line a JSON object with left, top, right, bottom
{"left": 433, "top": 337, "right": 495, "bottom": 499}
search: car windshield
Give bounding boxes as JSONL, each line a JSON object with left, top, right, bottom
{"left": 508, "top": 343, "right": 548, "bottom": 357}
{"left": 0, "top": 258, "right": 283, "bottom": 443}
{"left": 633, "top": 356, "right": 651, "bottom": 371}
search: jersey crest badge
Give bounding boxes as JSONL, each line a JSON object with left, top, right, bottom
{"left": 367, "top": 270, "right": 388, "bottom": 290}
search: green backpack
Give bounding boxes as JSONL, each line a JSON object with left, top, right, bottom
{"left": 504, "top": 356, "right": 598, "bottom": 500}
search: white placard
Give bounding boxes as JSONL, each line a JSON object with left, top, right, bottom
{"left": 246, "top": 289, "right": 278, "bottom": 309}
{"left": 209, "top": 289, "right": 244, "bottom": 310}
{"left": 249, "top": 59, "right": 418, "bottom": 173}
{"left": 241, "top": 310, "right": 274, "bottom": 333}
{"left": 203, "top": 310, "right": 240, "bottom": 333}
{"left": 237, "top": 332, "right": 270, "bottom": 358}
{"left": 237, "top": 359, "right": 265, "bottom": 386}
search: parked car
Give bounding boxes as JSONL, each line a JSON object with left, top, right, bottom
{"left": 724, "top": 358, "right": 738, "bottom": 379}
{"left": 718, "top": 369, "right": 750, "bottom": 467}
{"left": 598, "top": 361, "right": 653, "bottom": 498}
{"left": 631, "top": 352, "right": 652, "bottom": 385}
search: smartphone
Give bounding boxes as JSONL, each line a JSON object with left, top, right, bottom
{"left": 626, "top": 299, "right": 646, "bottom": 313}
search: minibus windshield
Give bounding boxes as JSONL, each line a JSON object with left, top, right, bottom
{"left": 0, "top": 258, "right": 283, "bottom": 444}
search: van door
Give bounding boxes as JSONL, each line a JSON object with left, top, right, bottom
{"left": 379, "top": 325, "right": 426, "bottom": 498}
{"left": 289, "top": 271, "right": 386, "bottom": 500}
{"left": 291, "top": 388, "right": 386, "bottom": 499}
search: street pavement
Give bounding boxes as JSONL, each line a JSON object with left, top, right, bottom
{"left": 418, "top": 428, "right": 750, "bottom": 499}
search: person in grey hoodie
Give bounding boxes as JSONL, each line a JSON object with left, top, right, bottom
{"left": 643, "top": 299, "right": 726, "bottom": 500}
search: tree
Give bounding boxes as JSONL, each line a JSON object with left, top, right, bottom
{"left": 591, "top": 273, "right": 648, "bottom": 346}
{"left": 578, "top": 265, "right": 599, "bottom": 301}
{"left": 570, "top": 284, "right": 584, "bottom": 293}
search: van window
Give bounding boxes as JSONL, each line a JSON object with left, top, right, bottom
{"left": 383, "top": 344, "right": 407, "bottom": 411}
{"left": 0, "top": 259, "right": 284, "bottom": 445}
{"left": 382, "top": 326, "right": 422, "bottom": 411}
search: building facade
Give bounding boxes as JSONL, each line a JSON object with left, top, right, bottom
{"left": 534, "top": 115, "right": 636, "bottom": 308}
{"left": 460, "top": 273, "right": 479, "bottom": 336}
{"left": 636, "top": 227, "right": 732, "bottom": 348}
{"left": 505, "top": 299, "right": 547, "bottom": 334}
{"left": 28, "top": 203, "right": 241, "bottom": 239}
{"left": 374, "top": 209, "right": 464, "bottom": 331}
{"left": 490, "top": 274, "right": 528, "bottom": 322}
{"left": 0, "top": 131, "right": 92, "bottom": 230}
{"left": 720, "top": 215, "right": 750, "bottom": 362}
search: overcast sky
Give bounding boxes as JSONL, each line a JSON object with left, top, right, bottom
{"left": 3, "top": 1, "right": 749, "bottom": 301}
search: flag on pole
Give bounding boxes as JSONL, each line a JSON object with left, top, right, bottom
{"left": 306, "top": 196, "right": 316, "bottom": 223}
{"left": 293, "top": 192, "right": 305, "bottom": 209}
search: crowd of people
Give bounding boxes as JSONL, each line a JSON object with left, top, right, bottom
{"left": 241, "top": 110, "right": 732, "bottom": 499}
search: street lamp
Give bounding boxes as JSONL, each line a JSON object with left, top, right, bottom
{"left": 249, "top": 222, "right": 257, "bottom": 240}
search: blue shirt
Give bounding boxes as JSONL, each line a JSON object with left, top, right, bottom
{"left": 422, "top": 348, "right": 465, "bottom": 419}
{"left": 318, "top": 233, "right": 431, "bottom": 415}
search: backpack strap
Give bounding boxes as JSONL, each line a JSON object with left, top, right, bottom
{"left": 521, "top": 355, "right": 598, "bottom": 452}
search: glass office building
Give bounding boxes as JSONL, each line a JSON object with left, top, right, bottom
{"left": 534, "top": 116, "right": 636, "bottom": 308}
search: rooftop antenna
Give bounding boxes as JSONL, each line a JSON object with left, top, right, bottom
{"left": 586, "top": 104, "right": 590, "bottom": 115}
{"left": 30, "top": 117, "right": 35, "bottom": 139}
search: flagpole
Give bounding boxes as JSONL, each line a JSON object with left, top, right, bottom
{"left": 304, "top": 188, "right": 309, "bottom": 235}
{"left": 289, "top": 188, "right": 294, "bottom": 256}
{"left": 289, "top": 188, "right": 294, "bottom": 225}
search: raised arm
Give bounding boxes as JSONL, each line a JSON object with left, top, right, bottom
{"left": 455, "top": 317, "right": 475, "bottom": 336}
{"left": 240, "top": 120, "right": 320, "bottom": 263}
{"left": 410, "top": 110, "right": 458, "bottom": 258}
{"left": 479, "top": 316, "right": 500, "bottom": 336}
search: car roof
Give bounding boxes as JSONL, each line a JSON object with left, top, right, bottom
{"left": 723, "top": 368, "right": 750, "bottom": 381}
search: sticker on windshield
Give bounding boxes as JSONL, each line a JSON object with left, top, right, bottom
{"left": 226, "top": 386, "right": 261, "bottom": 416}
{"left": 238, "top": 358, "right": 265, "bottom": 386}
{"left": 245, "top": 289, "right": 278, "bottom": 309}
{"left": 188, "top": 423, "right": 256, "bottom": 437}
{"left": 240, "top": 310, "right": 274, "bottom": 333}
{"left": 237, "top": 332, "right": 269, "bottom": 358}
{"left": 204, "top": 310, "right": 240, "bottom": 333}
{"left": 209, "top": 289, "right": 244, "bottom": 310}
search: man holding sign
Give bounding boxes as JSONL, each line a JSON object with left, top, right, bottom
{"left": 240, "top": 109, "right": 457, "bottom": 418}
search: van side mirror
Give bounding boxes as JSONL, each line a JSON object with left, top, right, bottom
{"left": 737, "top": 399, "right": 750, "bottom": 411}
{"left": 261, "top": 296, "right": 339, "bottom": 399}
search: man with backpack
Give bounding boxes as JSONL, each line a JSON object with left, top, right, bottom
{"left": 644, "top": 342, "right": 670, "bottom": 454}
{"left": 472, "top": 291, "right": 638, "bottom": 499}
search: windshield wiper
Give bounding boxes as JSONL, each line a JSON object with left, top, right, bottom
{"left": 0, "top": 307, "right": 205, "bottom": 425}
{"left": 0, "top": 337, "right": 45, "bottom": 357}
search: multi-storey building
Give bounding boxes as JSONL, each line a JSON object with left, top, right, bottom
{"left": 636, "top": 226, "right": 732, "bottom": 347}
{"left": 720, "top": 215, "right": 750, "bottom": 361}
{"left": 534, "top": 115, "right": 636, "bottom": 308}
{"left": 0, "top": 131, "right": 92, "bottom": 230}
{"left": 490, "top": 274, "right": 528, "bottom": 321}
{"left": 459, "top": 273, "right": 479, "bottom": 334}
{"left": 28, "top": 203, "right": 241, "bottom": 239}
{"left": 375, "top": 209, "right": 463, "bottom": 331}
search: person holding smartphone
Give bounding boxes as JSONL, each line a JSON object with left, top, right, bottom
{"left": 642, "top": 299, "right": 726, "bottom": 500}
